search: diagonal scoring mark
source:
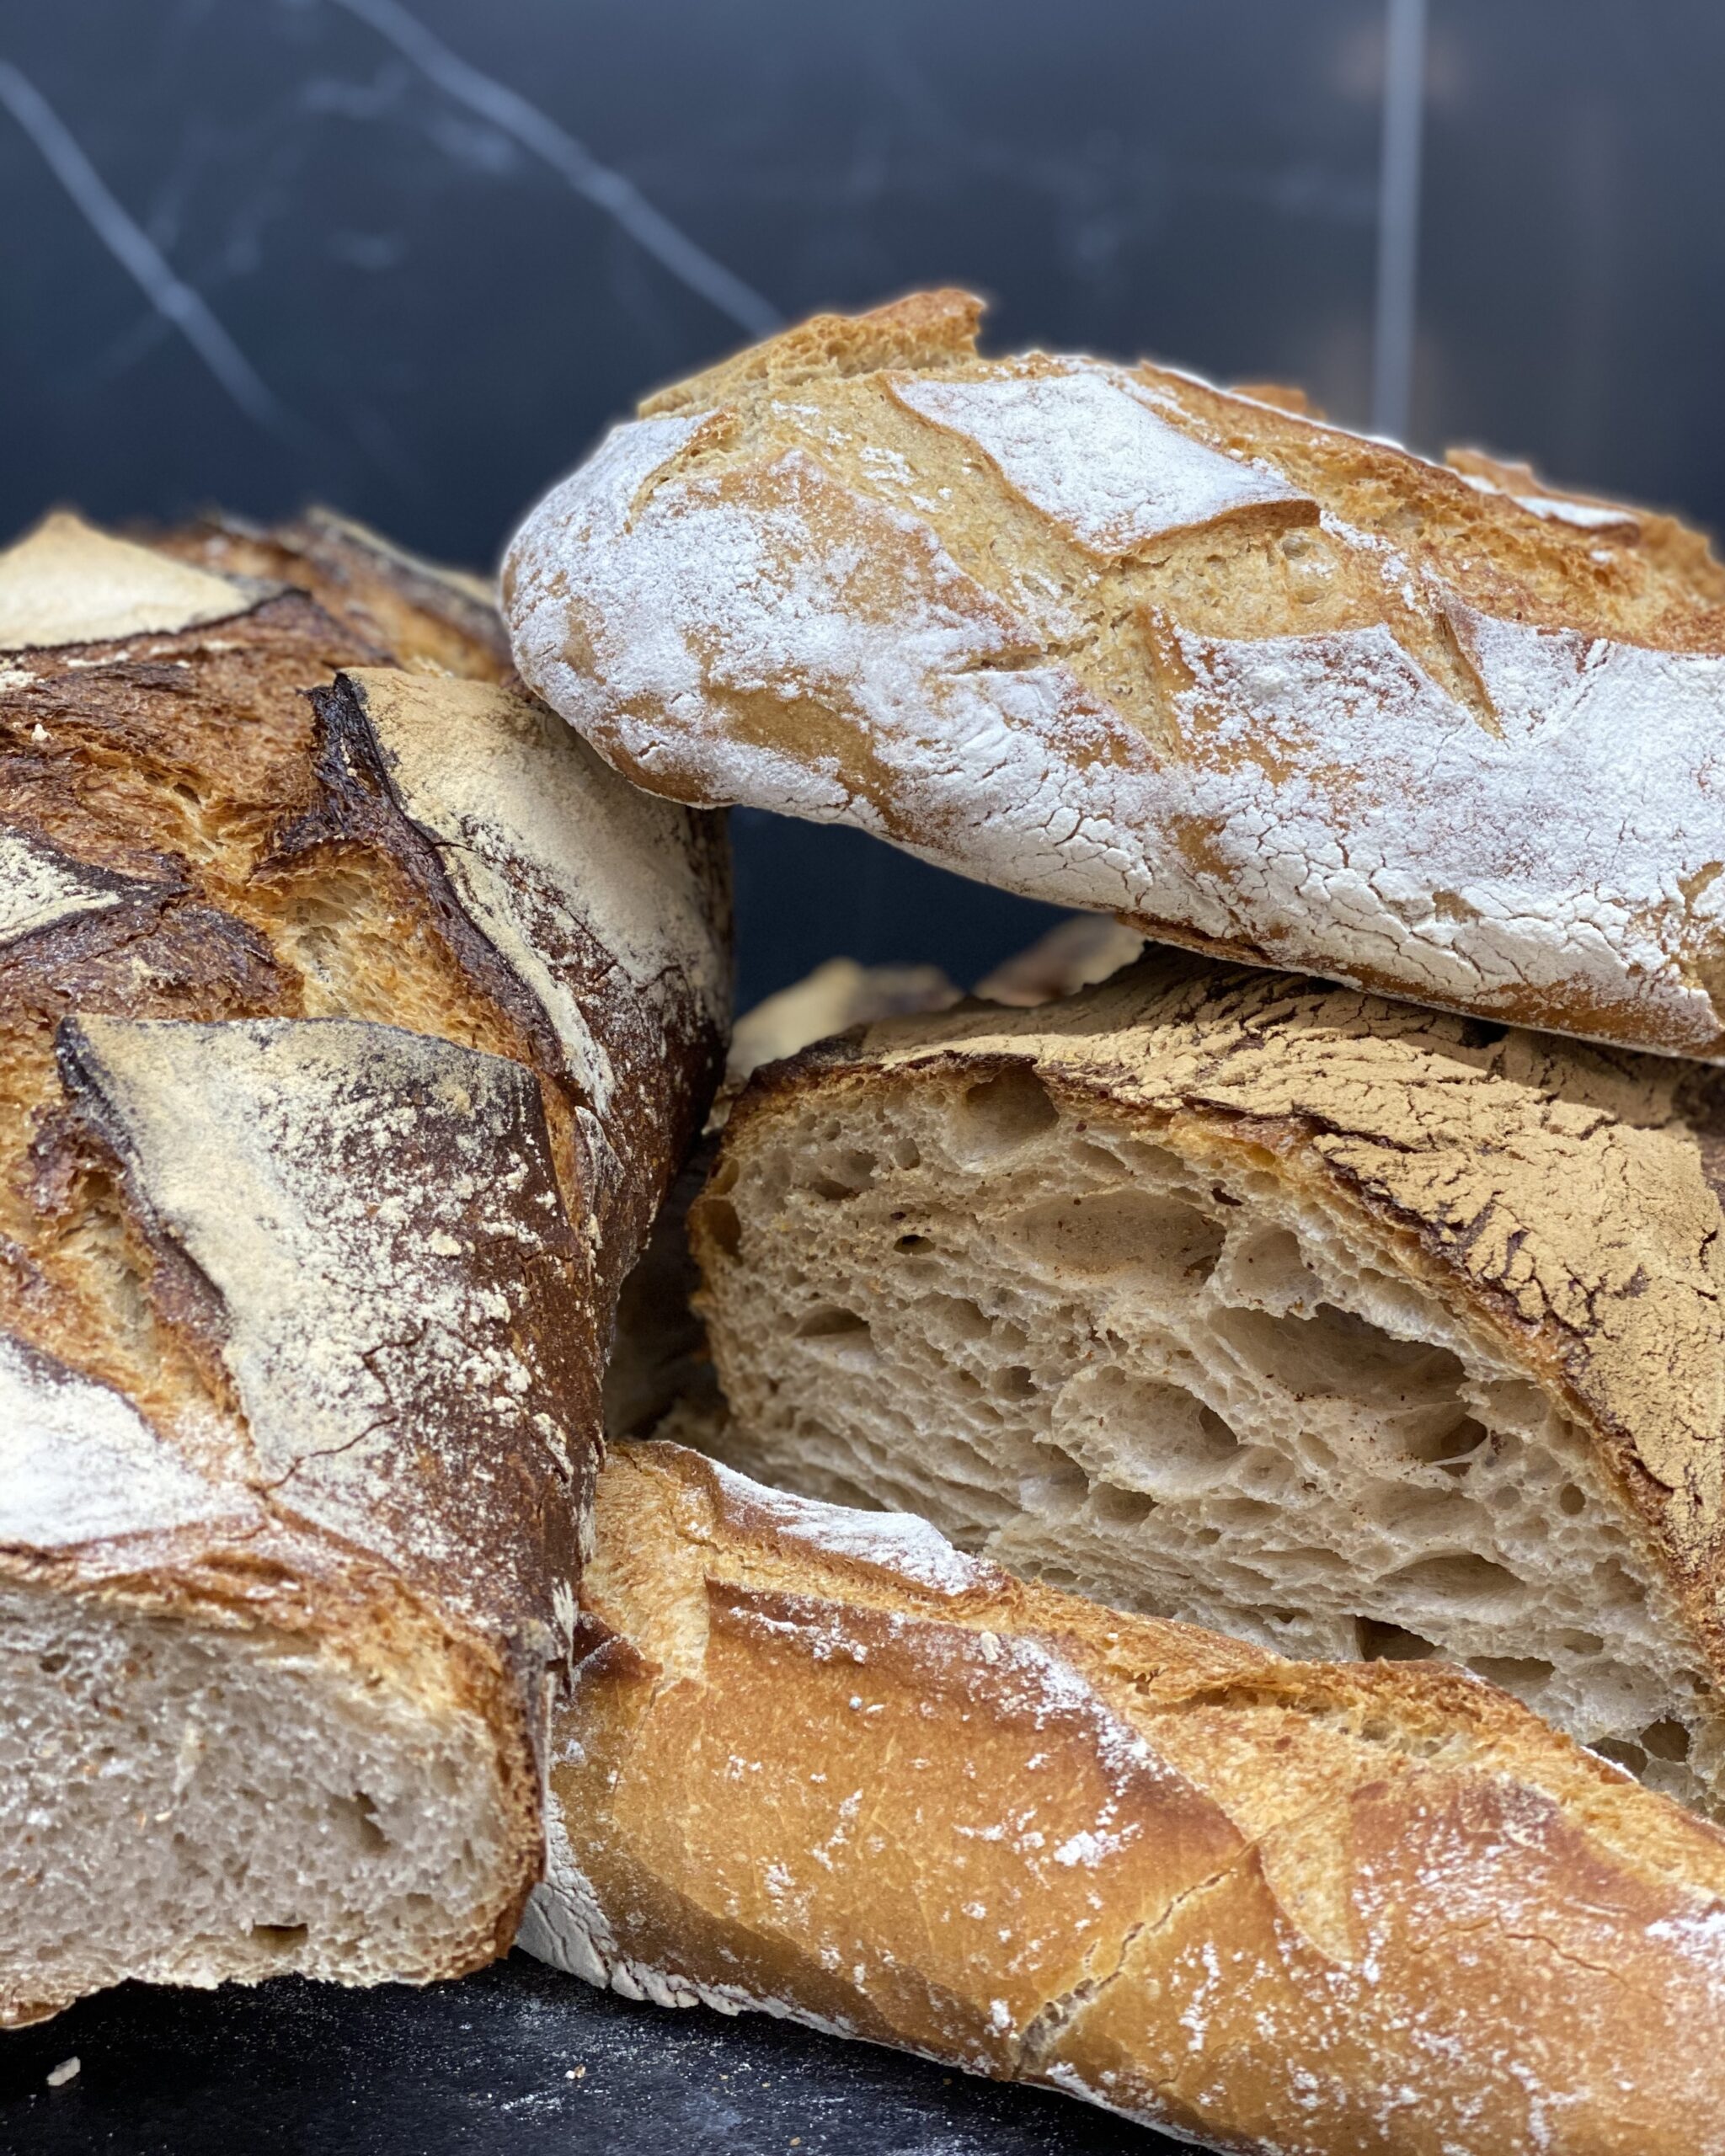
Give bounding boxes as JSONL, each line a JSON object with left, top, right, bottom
{"left": 0, "top": 58, "right": 303, "bottom": 440}
{"left": 326, "top": 0, "right": 782, "bottom": 336}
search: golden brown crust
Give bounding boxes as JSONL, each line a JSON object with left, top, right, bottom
{"left": 535, "top": 1440, "right": 1725, "bottom": 2154}
{"left": 507, "top": 291, "right": 1725, "bottom": 1061}
{"left": 702, "top": 952, "right": 1725, "bottom": 1758}
{"left": 145, "top": 506, "right": 511, "bottom": 680}
{"left": 0, "top": 515, "right": 729, "bottom": 2016}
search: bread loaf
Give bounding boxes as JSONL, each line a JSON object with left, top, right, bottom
{"left": 147, "top": 504, "right": 510, "bottom": 681}
{"left": 505, "top": 288, "right": 1725, "bottom": 1060}
{"left": 690, "top": 949, "right": 1725, "bottom": 1817}
{"left": 0, "top": 513, "right": 728, "bottom": 2023}
{"left": 526, "top": 1438, "right": 1725, "bottom": 2156}
{"left": 604, "top": 926, "right": 1135, "bottom": 1438}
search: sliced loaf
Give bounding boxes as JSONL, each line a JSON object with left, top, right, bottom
{"left": 0, "top": 514, "right": 728, "bottom": 2021}
{"left": 692, "top": 951, "right": 1725, "bottom": 1815}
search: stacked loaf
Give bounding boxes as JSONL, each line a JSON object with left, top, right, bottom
{"left": 498, "top": 295, "right": 1725, "bottom": 2148}
{"left": 531, "top": 1439, "right": 1725, "bottom": 2156}
{"left": 0, "top": 510, "right": 727, "bottom": 2023}
{"left": 14, "top": 286, "right": 1725, "bottom": 2153}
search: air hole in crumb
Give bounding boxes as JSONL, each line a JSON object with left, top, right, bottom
{"left": 794, "top": 1306, "right": 870, "bottom": 1340}
{"left": 1215, "top": 1304, "right": 1466, "bottom": 1422}
{"left": 1053, "top": 1372, "right": 1241, "bottom": 1491}
{"left": 895, "top": 1234, "right": 933, "bottom": 1255}
{"left": 1382, "top": 1550, "right": 1521, "bottom": 1605}
{"left": 1556, "top": 1630, "right": 1604, "bottom": 1657}
{"left": 1224, "top": 1226, "right": 1322, "bottom": 1311}
{"left": 1008, "top": 1192, "right": 1224, "bottom": 1285}
{"left": 332, "top": 1790, "right": 389, "bottom": 1854}
{"left": 808, "top": 1154, "right": 875, "bottom": 1201}
{"left": 996, "top": 1365, "right": 1036, "bottom": 1400}
{"left": 927, "top": 1294, "right": 991, "bottom": 1343}
{"left": 1404, "top": 1415, "right": 1490, "bottom": 1470}
{"left": 1592, "top": 1737, "right": 1648, "bottom": 1777}
{"left": 953, "top": 1066, "right": 1059, "bottom": 1155}
{"left": 694, "top": 1197, "right": 740, "bottom": 1257}
{"left": 1558, "top": 1483, "right": 1588, "bottom": 1517}
{"left": 1642, "top": 1718, "right": 1692, "bottom": 1762}
{"left": 1468, "top": 1656, "right": 1556, "bottom": 1694}
{"left": 1022, "top": 1443, "right": 1087, "bottom": 1510}
{"left": 1088, "top": 1485, "right": 1157, "bottom": 1529}
{"left": 251, "top": 1924, "right": 309, "bottom": 1952}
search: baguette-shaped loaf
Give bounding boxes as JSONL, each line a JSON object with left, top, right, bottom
{"left": 692, "top": 951, "right": 1725, "bottom": 1817}
{"left": 526, "top": 1439, "right": 1725, "bottom": 2156}
{"left": 0, "top": 515, "right": 728, "bottom": 2021}
{"left": 505, "top": 289, "right": 1725, "bottom": 1059}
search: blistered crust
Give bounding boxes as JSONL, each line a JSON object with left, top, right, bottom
{"left": 505, "top": 291, "right": 1725, "bottom": 1060}
{"left": 534, "top": 1441, "right": 1725, "bottom": 2156}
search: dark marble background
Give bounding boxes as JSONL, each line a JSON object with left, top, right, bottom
{"left": 7, "top": 0, "right": 1722, "bottom": 1004}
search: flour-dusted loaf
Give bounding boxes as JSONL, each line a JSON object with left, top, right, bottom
{"left": 0, "top": 513, "right": 729, "bottom": 2024}
{"left": 526, "top": 1438, "right": 1725, "bottom": 2156}
{"left": 505, "top": 288, "right": 1725, "bottom": 1060}
{"left": 691, "top": 950, "right": 1725, "bottom": 1818}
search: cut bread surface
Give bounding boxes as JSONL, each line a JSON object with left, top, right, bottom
{"left": 0, "top": 1580, "right": 518, "bottom": 2025}
{"left": 693, "top": 960, "right": 1725, "bottom": 1815}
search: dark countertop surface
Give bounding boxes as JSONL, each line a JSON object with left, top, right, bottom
{"left": 0, "top": 1952, "right": 1180, "bottom": 2155}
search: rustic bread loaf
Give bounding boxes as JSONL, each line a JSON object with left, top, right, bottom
{"left": 604, "top": 925, "right": 1138, "bottom": 1439}
{"left": 0, "top": 513, "right": 728, "bottom": 2024}
{"left": 147, "top": 504, "right": 510, "bottom": 681}
{"left": 505, "top": 287, "right": 1725, "bottom": 1060}
{"left": 526, "top": 1437, "right": 1725, "bottom": 2156}
{"left": 691, "top": 949, "right": 1725, "bottom": 1817}
{"left": 725, "top": 957, "right": 959, "bottom": 1089}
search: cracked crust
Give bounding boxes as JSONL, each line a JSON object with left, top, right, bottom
{"left": 0, "top": 514, "right": 729, "bottom": 2022}
{"left": 531, "top": 1439, "right": 1725, "bottom": 2155}
{"left": 505, "top": 287, "right": 1725, "bottom": 1061}
{"left": 695, "top": 952, "right": 1725, "bottom": 1806}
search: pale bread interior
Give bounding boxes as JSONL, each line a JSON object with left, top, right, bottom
{"left": 0, "top": 1582, "right": 512, "bottom": 2024}
{"left": 698, "top": 1064, "right": 1721, "bottom": 1812}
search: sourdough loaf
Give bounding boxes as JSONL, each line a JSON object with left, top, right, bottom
{"left": 527, "top": 1438, "right": 1725, "bottom": 2156}
{"left": 505, "top": 288, "right": 1725, "bottom": 1059}
{"left": 691, "top": 950, "right": 1725, "bottom": 1817}
{"left": 604, "top": 925, "right": 1138, "bottom": 1438}
{"left": 147, "top": 504, "right": 510, "bottom": 680}
{"left": 0, "top": 513, "right": 728, "bottom": 2023}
